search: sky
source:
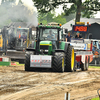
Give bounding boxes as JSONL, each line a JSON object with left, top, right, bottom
{"left": 55, "top": 5, "right": 100, "bottom": 18}
{"left": 0, "top": 0, "right": 100, "bottom": 18}
{"left": 16, "top": 0, "right": 37, "bottom": 12}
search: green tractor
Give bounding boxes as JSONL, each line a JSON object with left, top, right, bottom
{"left": 25, "top": 24, "right": 75, "bottom": 72}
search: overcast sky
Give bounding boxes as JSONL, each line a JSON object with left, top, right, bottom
{"left": 55, "top": 5, "right": 100, "bottom": 18}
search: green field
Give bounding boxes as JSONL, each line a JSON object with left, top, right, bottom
{"left": 91, "top": 97, "right": 99, "bottom": 100}
{"left": 89, "top": 66, "right": 100, "bottom": 69}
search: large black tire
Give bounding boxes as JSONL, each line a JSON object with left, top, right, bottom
{"left": 65, "top": 46, "right": 75, "bottom": 72}
{"left": 52, "top": 52, "right": 65, "bottom": 72}
{"left": 81, "top": 63, "right": 85, "bottom": 71}
{"left": 25, "top": 51, "right": 34, "bottom": 71}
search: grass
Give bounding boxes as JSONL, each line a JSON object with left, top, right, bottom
{"left": 0, "top": 61, "right": 24, "bottom": 67}
{"left": 16, "top": 62, "right": 24, "bottom": 66}
{"left": 11, "top": 62, "right": 24, "bottom": 66}
{"left": 89, "top": 66, "right": 100, "bottom": 69}
{"left": 91, "top": 97, "right": 100, "bottom": 100}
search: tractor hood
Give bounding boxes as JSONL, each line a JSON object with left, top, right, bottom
{"left": 40, "top": 41, "right": 52, "bottom": 46}
{"left": 40, "top": 41, "right": 52, "bottom": 55}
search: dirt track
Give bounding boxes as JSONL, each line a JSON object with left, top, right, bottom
{"left": 0, "top": 66, "right": 100, "bottom": 100}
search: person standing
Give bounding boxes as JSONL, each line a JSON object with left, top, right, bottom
{"left": 75, "top": 31, "right": 82, "bottom": 39}
{"left": 66, "top": 32, "right": 72, "bottom": 42}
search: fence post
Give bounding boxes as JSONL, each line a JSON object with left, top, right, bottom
{"left": 64, "top": 92, "right": 70, "bottom": 100}
{"left": 95, "top": 59, "right": 97, "bottom": 65}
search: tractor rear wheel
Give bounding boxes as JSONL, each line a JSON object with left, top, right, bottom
{"left": 65, "top": 46, "right": 75, "bottom": 72}
{"left": 25, "top": 51, "right": 34, "bottom": 71}
{"left": 52, "top": 52, "right": 65, "bottom": 72}
{"left": 81, "top": 63, "right": 85, "bottom": 71}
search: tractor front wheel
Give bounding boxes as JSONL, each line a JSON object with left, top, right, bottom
{"left": 25, "top": 51, "right": 34, "bottom": 71}
{"left": 52, "top": 52, "right": 65, "bottom": 72}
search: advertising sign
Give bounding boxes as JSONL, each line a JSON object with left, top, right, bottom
{"left": 70, "top": 43, "right": 87, "bottom": 50}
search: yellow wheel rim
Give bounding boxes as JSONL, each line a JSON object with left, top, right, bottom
{"left": 62, "top": 57, "right": 64, "bottom": 68}
{"left": 71, "top": 49, "right": 74, "bottom": 70}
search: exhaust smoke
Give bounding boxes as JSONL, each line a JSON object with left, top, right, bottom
{"left": 0, "top": 0, "right": 38, "bottom": 28}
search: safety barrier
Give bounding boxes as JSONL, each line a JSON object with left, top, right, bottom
{"left": 0, "top": 56, "right": 10, "bottom": 66}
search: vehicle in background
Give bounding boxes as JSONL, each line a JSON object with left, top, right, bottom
{"left": 66, "top": 22, "right": 100, "bottom": 66}
{"left": 0, "top": 26, "right": 8, "bottom": 56}
{"left": 7, "top": 27, "right": 33, "bottom": 64}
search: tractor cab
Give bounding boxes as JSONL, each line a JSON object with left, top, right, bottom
{"left": 40, "top": 28, "right": 58, "bottom": 49}
{"left": 35, "top": 24, "right": 63, "bottom": 54}
{"left": 15, "top": 28, "right": 32, "bottom": 51}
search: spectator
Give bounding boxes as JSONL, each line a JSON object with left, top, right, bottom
{"left": 75, "top": 31, "right": 82, "bottom": 39}
{"left": 66, "top": 32, "right": 72, "bottom": 42}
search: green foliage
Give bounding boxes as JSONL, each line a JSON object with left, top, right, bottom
{"left": 82, "top": 0, "right": 100, "bottom": 18}
{"left": 33, "top": 0, "right": 100, "bottom": 22}
{"left": 38, "top": 12, "right": 54, "bottom": 24}
{"left": 38, "top": 12, "right": 67, "bottom": 25}
{"left": 66, "top": 13, "right": 76, "bottom": 22}
{"left": 53, "top": 14, "right": 66, "bottom": 25}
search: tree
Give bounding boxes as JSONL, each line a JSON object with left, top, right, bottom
{"left": 53, "top": 14, "right": 66, "bottom": 25}
{"left": 38, "top": 12, "right": 54, "bottom": 24}
{"left": 33, "top": 0, "right": 100, "bottom": 24}
{"left": 38, "top": 12, "right": 67, "bottom": 25}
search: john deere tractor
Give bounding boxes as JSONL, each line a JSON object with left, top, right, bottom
{"left": 25, "top": 24, "right": 75, "bottom": 72}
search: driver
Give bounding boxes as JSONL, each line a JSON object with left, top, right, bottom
{"left": 47, "top": 30, "right": 57, "bottom": 49}
{"left": 20, "top": 33, "right": 27, "bottom": 46}
{"left": 47, "top": 30, "right": 56, "bottom": 40}
{"left": 21, "top": 33, "right": 27, "bottom": 42}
